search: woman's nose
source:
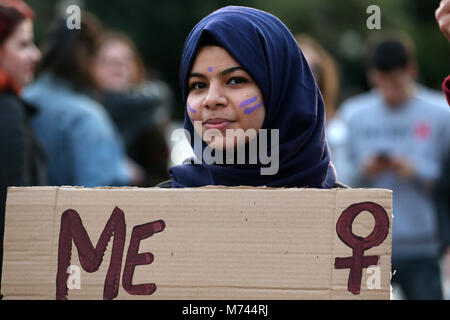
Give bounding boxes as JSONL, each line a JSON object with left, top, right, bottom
{"left": 33, "top": 44, "right": 42, "bottom": 62}
{"left": 202, "top": 82, "right": 227, "bottom": 109}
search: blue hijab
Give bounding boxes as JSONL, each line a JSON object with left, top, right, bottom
{"left": 170, "top": 6, "right": 336, "bottom": 188}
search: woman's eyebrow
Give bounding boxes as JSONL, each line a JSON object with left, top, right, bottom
{"left": 189, "top": 66, "right": 245, "bottom": 79}
{"left": 189, "top": 72, "right": 207, "bottom": 79}
{"left": 220, "top": 66, "right": 245, "bottom": 77}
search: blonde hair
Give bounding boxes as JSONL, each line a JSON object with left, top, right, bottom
{"left": 97, "top": 31, "right": 147, "bottom": 85}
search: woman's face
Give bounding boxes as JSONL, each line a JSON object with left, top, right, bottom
{"left": 187, "top": 45, "right": 265, "bottom": 150}
{"left": 93, "top": 40, "right": 138, "bottom": 92}
{"left": 0, "top": 19, "right": 40, "bottom": 87}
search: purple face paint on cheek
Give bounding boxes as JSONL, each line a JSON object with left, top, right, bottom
{"left": 187, "top": 103, "right": 197, "bottom": 114}
{"left": 239, "top": 96, "right": 258, "bottom": 108}
{"left": 243, "top": 102, "right": 263, "bottom": 115}
{"left": 208, "top": 67, "right": 213, "bottom": 72}
{"left": 240, "top": 96, "right": 263, "bottom": 115}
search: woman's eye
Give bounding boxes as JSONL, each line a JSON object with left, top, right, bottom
{"left": 189, "top": 82, "right": 206, "bottom": 91}
{"left": 228, "top": 77, "right": 248, "bottom": 85}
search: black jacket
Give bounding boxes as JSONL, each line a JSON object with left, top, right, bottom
{"left": 100, "top": 87, "right": 171, "bottom": 187}
{"left": 0, "top": 92, "right": 47, "bottom": 297}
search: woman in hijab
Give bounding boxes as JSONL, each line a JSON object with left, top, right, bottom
{"left": 161, "top": 6, "right": 338, "bottom": 189}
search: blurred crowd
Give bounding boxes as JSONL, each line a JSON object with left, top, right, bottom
{"left": 297, "top": 0, "right": 450, "bottom": 299}
{"left": 0, "top": 1, "right": 174, "bottom": 294}
{"left": 0, "top": 0, "right": 449, "bottom": 300}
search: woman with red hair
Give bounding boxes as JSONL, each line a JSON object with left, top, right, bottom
{"left": 0, "top": 0, "right": 38, "bottom": 89}
{"left": 0, "top": 0, "right": 46, "bottom": 297}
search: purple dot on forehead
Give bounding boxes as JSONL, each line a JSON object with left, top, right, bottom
{"left": 208, "top": 67, "right": 213, "bottom": 72}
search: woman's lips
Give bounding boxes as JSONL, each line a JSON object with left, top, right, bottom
{"left": 204, "top": 118, "right": 234, "bottom": 130}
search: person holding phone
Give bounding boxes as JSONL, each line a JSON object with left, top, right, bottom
{"left": 339, "top": 33, "right": 450, "bottom": 299}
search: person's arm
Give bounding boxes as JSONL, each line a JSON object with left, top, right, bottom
{"left": 436, "top": 0, "right": 450, "bottom": 41}
{"left": 388, "top": 120, "right": 449, "bottom": 193}
{"left": 387, "top": 156, "right": 438, "bottom": 194}
{"left": 436, "top": 1, "right": 450, "bottom": 105}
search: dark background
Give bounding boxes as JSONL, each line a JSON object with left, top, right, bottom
{"left": 27, "top": 0, "right": 450, "bottom": 120}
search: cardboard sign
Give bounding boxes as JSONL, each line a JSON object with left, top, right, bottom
{"left": 1, "top": 187, "right": 392, "bottom": 300}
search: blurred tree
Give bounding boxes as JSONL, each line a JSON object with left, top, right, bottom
{"left": 84, "top": 0, "right": 240, "bottom": 119}
{"left": 27, "top": 0, "right": 450, "bottom": 118}
{"left": 28, "top": 0, "right": 59, "bottom": 42}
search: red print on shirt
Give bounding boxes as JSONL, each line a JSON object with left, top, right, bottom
{"left": 414, "top": 122, "right": 431, "bottom": 140}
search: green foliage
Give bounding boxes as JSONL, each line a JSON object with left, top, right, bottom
{"left": 28, "top": 0, "right": 450, "bottom": 118}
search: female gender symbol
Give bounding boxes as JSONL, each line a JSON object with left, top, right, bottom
{"left": 334, "top": 202, "right": 390, "bottom": 295}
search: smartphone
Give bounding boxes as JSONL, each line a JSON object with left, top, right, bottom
{"left": 375, "top": 152, "right": 392, "bottom": 163}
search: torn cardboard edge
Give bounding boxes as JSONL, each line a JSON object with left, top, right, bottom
{"left": 2, "top": 187, "right": 393, "bottom": 300}
{"left": 7, "top": 185, "right": 393, "bottom": 192}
